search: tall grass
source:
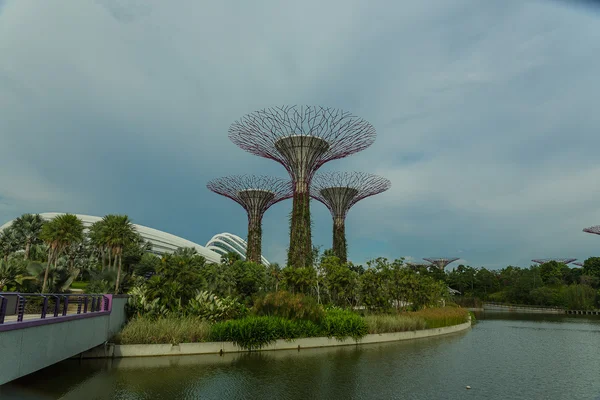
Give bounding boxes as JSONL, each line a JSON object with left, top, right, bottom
{"left": 408, "top": 307, "right": 469, "bottom": 329}
{"left": 364, "top": 315, "right": 426, "bottom": 334}
{"left": 114, "top": 316, "right": 211, "bottom": 345}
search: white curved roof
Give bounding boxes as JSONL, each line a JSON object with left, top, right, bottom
{"left": 0, "top": 212, "right": 222, "bottom": 264}
{"left": 206, "top": 232, "right": 270, "bottom": 265}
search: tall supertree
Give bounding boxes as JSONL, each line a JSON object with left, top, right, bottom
{"left": 405, "top": 260, "right": 432, "bottom": 272}
{"left": 206, "top": 175, "right": 293, "bottom": 264}
{"left": 423, "top": 257, "right": 459, "bottom": 271}
{"left": 531, "top": 258, "right": 577, "bottom": 265}
{"left": 310, "top": 171, "right": 390, "bottom": 264}
{"left": 229, "top": 106, "right": 376, "bottom": 268}
{"left": 583, "top": 225, "right": 600, "bottom": 236}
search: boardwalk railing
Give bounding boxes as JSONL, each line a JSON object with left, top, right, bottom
{"left": 0, "top": 293, "right": 110, "bottom": 326}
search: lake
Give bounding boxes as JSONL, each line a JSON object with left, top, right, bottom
{"left": 1, "top": 312, "right": 599, "bottom": 399}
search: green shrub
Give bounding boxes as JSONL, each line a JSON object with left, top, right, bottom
{"left": 114, "top": 316, "right": 211, "bottom": 345}
{"left": 253, "top": 291, "right": 324, "bottom": 322}
{"left": 210, "top": 316, "right": 312, "bottom": 350}
{"left": 468, "top": 311, "right": 477, "bottom": 325}
{"left": 186, "top": 291, "right": 247, "bottom": 322}
{"left": 319, "top": 309, "right": 368, "bottom": 340}
{"left": 210, "top": 310, "right": 368, "bottom": 350}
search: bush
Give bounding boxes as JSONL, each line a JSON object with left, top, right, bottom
{"left": 319, "top": 309, "right": 368, "bottom": 340}
{"left": 253, "top": 291, "right": 324, "bottom": 322}
{"left": 114, "top": 316, "right": 211, "bottom": 345}
{"left": 186, "top": 291, "right": 247, "bottom": 322}
{"left": 210, "top": 316, "right": 317, "bottom": 350}
{"left": 210, "top": 309, "right": 368, "bottom": 350}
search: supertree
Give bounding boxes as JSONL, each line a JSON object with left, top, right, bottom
{"left": 531, "top": 258, "right": 577, "bottom": 265}
{"left": 229, "top": 106, "right": 376, "bottom": 268}
{"left": 405, "top": 260, "right": 432, "bottom": 271}
{"left": 583, "top": 225, "right": 600, "bottom": 236}
{"left": 310, "top": 171, "right": 390, "bottom": 264}
{"left": 206, "top": 175, "right": 293, "bottom": 264}
{"left": 423, "top": 257, "right": 459, "bottom": 271}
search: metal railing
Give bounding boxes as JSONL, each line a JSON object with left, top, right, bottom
{"left": 0, "top": 293, "right": 109, "bottom": 325}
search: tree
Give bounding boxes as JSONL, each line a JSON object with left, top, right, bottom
{"left": 0, "top": 227, "right": 20, "bottom": 262}
{"left": 539, "top": 261, "right": 566, "bottom": 286}
{"left": 230, "top": 260, "right": 267, "bottom": 302}
{"left": 102, "top": 215, "right": 138, "bottom": 294}
{"left": 39, "top": 214, "right": 84, "bottom": 293}
{"left": 144, "top": 248, "right": 208, "bottom": 311}
{"left": 320, "top": 254, "right": 359, "bottom": 307}
{"left": 12, "top": 214, "right": 46, "bottom": 260}
{"left": 583, "top": 257, "right": 600, "bottom": 280}
{"left": 221, "top": 252, "right": 242, "bottom": 267}
{"left": 88, "top": 220, "right": 109, "bottom": 270}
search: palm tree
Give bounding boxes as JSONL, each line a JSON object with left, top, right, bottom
{"left": 39, "top": 214, "right": 84, "bottom": 293}
{"left": 102, "top": 215, "right": 137, "bottom": 294}
{"left": 12, "top": 214, "right": 46, "bottom": 260}
{"left": 0, "top": 227, "right": 20, "bottom": 262}
{"left": 89, "top": 220, "right": 109, "bottom": 270}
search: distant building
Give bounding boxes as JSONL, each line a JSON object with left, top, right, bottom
{"left": 205, "top": 233, "right": 270, "bottom": 265}
{"left": 0, "top": 212, "right": 223, "bottom": 264}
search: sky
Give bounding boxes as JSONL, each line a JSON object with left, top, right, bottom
{"left": 1, "top": 0, "right": 600, "bottom": 270}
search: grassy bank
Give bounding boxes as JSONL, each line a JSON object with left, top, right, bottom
{"left": 114, "top": 307, "right": 469, "bottom": 348}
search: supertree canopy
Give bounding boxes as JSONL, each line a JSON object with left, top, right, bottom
{"left": 206, "top": 175, "right": 293, "bottom": 264}
{"left": 583, "top": 226, "right": 600, "bottom": 236}
{"left": 531, "top": 258, "right": 577, "bottom": 265}
{"left": 229, "top": 106, "right": 376, "bottom": 268}
{"left": 423, "top": 257, "right": 459, "bottom": 271}
{"left": 310, "top": 171, "right": 390, "bottom": 264}
{"left": 405, "top": 261, "right": 432, "bottom": 271}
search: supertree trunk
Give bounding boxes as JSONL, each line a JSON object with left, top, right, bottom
{"left": 246, "top": 215, "right": 263, "bottom": 264}
{"left": 288, "top": 190, "right": 312, "bottom": 268}
{"left": 332, "top": 217, "right": 347, "bottom": 264}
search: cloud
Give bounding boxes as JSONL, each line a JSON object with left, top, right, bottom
{"left": 1, "top": 0, "right": 599, "bottom": 268}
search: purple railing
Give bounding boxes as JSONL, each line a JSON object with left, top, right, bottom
{"left": 0, "top": 293, "right": 110, "bottom": 326}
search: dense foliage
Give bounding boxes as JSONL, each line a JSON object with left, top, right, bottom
{"left": 0, "top": 213, "right": 153, "bottom": 294}
{"left": 444, "top": 261, "right": 600, "bottom": 310}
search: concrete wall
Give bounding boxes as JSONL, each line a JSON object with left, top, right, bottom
{"left": 0, "top": 296, "right": 128, "bottom": 385}
{"left": 82, "top": 319, "right": 472, "bottom": 359}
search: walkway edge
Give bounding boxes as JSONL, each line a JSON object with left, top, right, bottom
{"left": 81, "top": 319, "right": 472, "bottom": 359}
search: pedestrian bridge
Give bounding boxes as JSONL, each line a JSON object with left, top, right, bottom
{"left": 0, "top": 293, "right": 128, "bottom": 385}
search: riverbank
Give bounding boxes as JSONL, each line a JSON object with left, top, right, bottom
{"left": 79, "top": 318, "right": 472, "bottom": 358}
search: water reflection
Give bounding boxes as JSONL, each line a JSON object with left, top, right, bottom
{"left": 2, "top": 316, "right": 600, "bottom": 400}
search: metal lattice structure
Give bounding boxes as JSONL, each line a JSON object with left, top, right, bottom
{"left": 583, "top": 226, "right": 600, "bottom": 236}
{"left": 423, "top": 257, "right": 459, "bottom": 271}
{"left": 206, "top": 175, "right": 293, "bottom": 264}
{"left": 229, "top": 106, "right": 377, "bottom": 268}
{"left": 531, "top": 258, "right": 577, "bottom": 265}
{"left": 405, "top": 261, "right": 432, "bottom": 270}
{"left": 310, "top": 171, "right": 390, "bottom": 264}
{"left": 572, "top": 262, "right": 584, "bottom": 267}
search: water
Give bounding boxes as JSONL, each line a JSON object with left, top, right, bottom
{"left": 2, "top": 313, "right": 600, "bottom": 400}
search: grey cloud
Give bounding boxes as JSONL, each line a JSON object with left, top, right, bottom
{"left": 1, "top": 0, "right": 599, "bottom": 267}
